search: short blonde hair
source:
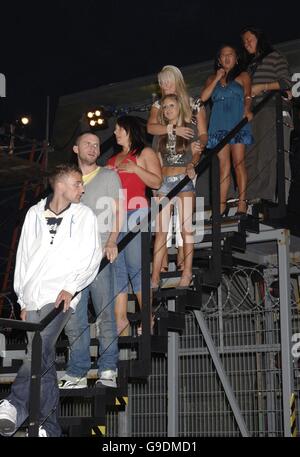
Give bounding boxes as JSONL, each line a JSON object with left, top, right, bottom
{"left": 157, "top": 65, "right": 192, "bottom": 122}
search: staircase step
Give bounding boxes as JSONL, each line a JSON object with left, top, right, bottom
{"left": 156, "top": 310, "right": 185, "bottom": 334}
{"left": 202, "top": 231, "right": 246, "bottom": 252}
{"left": 153, "top": 287, "right": 189, "bottom": 299}
{"left": 59, "top": 417, "right": 107, "bottom": 436}
{"left": 117, "top": 359, "right": 150, "bottom": 381}
{"left": 177, "top": 289, "right": 202, "bottom": 311}
{"left": 118, "top": 336, "right": 139, "bottom": 348}
{"left": 118, "top": 334, "right": 167, "bottom": 354}
{"left": 59, "top": 384, "right": 116, "bottom": 398}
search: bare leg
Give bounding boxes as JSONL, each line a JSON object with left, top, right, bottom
{"left": 231, "top": 143, "right": 247, "bottom": 212}
{"left": 152, "top": 197, "right": 172, "bottom": 287}
{"left": 177, "top": 192, "right": 195, "bottom": 287}
{"left": 218, "top": 145, "right": 231, "bottom": 213}
{"left": 177, "top": 246, "right": 184, "bottom": 271}
{"left": 161, "top": 247, "right": 169, "bottom": 272}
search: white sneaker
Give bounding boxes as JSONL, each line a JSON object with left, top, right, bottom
{"left": 97, "top": 369, "right": 117, "bottom": 388}
{"left": 58, "top": 374, "right": 87, "bottom": 389}
{"left": 0, "top": 399, "right": 17, "bottom": 436}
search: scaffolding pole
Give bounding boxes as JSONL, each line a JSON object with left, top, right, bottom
{"left": 193, "top": 309, "right": 250, "bottom": 437}
{"left": 277, "top": 229, "right": 294, "bottom": 436}
{"left": 168, "top": 298, "right": 179, "bottom": 437}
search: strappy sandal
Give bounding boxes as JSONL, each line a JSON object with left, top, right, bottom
{"left": 177, "top": 274, "right": 193, "bottom": 289}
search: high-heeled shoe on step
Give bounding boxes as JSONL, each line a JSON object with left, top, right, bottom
{"left": 177, "top": 274, "right": 193, "bottom": 289}
{"left": 235, "top": 203, "right": 248, "bottom": 217}
{"left": 220, "top": 205, "right": 230, "bottom": 217}
{"left": 210, "top": 205, "right": 229, "bottom": 221}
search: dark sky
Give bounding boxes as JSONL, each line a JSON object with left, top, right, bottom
{"left": 1, "top": 0, "right": 300, "bottom": 140}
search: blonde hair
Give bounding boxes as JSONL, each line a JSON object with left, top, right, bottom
{"left": 157, "top": 65, "right": 192, "bottom": 122}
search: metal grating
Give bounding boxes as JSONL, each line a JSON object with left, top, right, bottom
{"left": 129, "top": 356, "right": 168, "bottom": 437}
{"left": 126, "top": 268, "right": 300, "bottom": 437}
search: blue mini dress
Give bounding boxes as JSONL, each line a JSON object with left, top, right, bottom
{"left": 207, "top": 80, "right": 253, "bottom": 148}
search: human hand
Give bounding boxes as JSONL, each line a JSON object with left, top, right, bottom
{"left": 215, "top": 68, "right": 226, "bottom": 81}
{"left": 175, "top": 126, "right": 194, "bottom": 140}
{"left": 251, "top": 83, "right": 265, "bottom": 97}
{"left": 104, "top": 240, "right": 118, "bottom": 263}
{"left": 186, "top": 162, "right": 196, "bottom": 180}
{"left": 55, "top": 290, "right": 73, "bottom": 312}
{"left": 191, "top": 141, "right": 203, "bottom": 155}
{"left": 244, "top": 109, "right": 253, "bottom": 121}
{"left": 117, "top": 159, "right": 138, "bottom": 173}
{"left": 191, "top": 140, "right": 206, "bottom": 154}
{"left": 20, "top": 309, "right": 27, "bottom": 321}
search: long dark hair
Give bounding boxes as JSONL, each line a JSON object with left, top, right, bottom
{"left": 240, "top": 27, "right": 274, "bottom": 74}
{"left": 214, "top": 44, "right": 242, "bottom": 83}
{"left": 115, "top": 115, "right": 146, "bottom": 156}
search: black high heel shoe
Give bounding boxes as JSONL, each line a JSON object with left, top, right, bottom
{"left": 220, "top": 205, "right": 230, "bottom": 218}
{"left": 235, "top": 202, "right": 248, "bottom": 217}
{"left": 209, "top": 204, "right": 229, "bottom": 221}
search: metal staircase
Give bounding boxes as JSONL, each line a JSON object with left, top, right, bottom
{"left": 0, "top": 90, "right": 297, "bottom": 437}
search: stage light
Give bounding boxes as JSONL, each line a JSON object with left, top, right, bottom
{"left": 86, "top": 107, "right": 107, "bottom": 130}
{"left": 20, "top": 116, "right": 31, "bottom": 126}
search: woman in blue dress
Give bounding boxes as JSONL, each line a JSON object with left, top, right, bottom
{"left": 201, "top": 45, "right": 253, "bottom": 216}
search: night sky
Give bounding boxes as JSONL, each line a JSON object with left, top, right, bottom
{"left": 1, "top": 0, "right": 300, "bottom": 140}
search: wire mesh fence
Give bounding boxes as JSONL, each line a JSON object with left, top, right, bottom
{"left": 120, "top": 267, "right": 300, "bottom": 437}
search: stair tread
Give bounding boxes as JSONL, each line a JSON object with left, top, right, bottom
{"left": 59, "top": 385, "right": 117, "bottom": 397}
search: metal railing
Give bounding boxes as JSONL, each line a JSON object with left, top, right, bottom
{"left": 0, "top": 302, "right": 64, "bottom": 436}
{"left": 0, "top": 90, "right": 286, "bottom": 436}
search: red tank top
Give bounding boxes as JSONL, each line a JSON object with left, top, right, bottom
{"left": 108, "top": 151, "right": 148, "bottom": 210}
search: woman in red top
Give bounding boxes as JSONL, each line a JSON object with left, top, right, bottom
{"left": 107, "top": 116, "right": 162, "bottom": 336}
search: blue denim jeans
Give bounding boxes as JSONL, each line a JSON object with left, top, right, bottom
{"left": 64, "top": 262, "right": 118, "bottom": 377}
{"left": 7, "top": 303, "right": 71, "bottom": 437}
{"left": 114, "top": 208, "right": 148, "bottom": 294}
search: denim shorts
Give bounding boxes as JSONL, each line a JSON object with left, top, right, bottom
{"left": 158, "top": 174, "right": 195, "bottom": 196}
